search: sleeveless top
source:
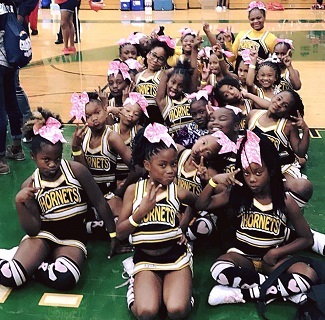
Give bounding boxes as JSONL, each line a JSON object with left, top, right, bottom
{"left": 176, "top": 149, "right": 202, "bottom": 196}
{"left": 248, "top": 110, "right": 296, "bottom": 166}
{"left": 233, "top": 198, "right": 287, "bottom": 258}
{"left": 162, "top": 96, "right": 192, "bottom": 135}
{"left": 33, "top": 160, "right": 88, "bottom": 242}
{"left": 277, "top": 69, "right": 294, "bottom": 92}
{"left": 129, "top": 179, "right": 182, "bottom": 250}
{"left": 82, "top": 126, "right": 118, "bottom": 196}
{"left": 112, "top": 123, "right": 137, "bottom": 181}
{"left": 239, "top": 30, "right": 270, "bottom": 60}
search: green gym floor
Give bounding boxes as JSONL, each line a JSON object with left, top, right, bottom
{"left": 1, "top": 8, "right": 325, "bottom": 319}
{"left": 1, "top": 128, "right": 325, "bottom": 320}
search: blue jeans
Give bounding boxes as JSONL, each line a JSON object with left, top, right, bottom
{"left": 15, "top": 69, "right": 32, "bottom": 124}
{"left": 0, "top": 65, "right": 23, "bottom": 156}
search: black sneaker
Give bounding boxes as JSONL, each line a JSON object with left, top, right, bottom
{"left": 55, "top": 33, "right": 63, "bottom": 45}
{"left": 31, "top": 29, "right": 38, "bottom": 36}
{"left": 6, "top": 146, "right": 25, "bottom": 161}
{"left": 0, "top": 160, "right": 10, "bottom": 175}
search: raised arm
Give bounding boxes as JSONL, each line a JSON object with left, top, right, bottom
{"left": 155, "top": 69, "right": 170, "bottom": 113}
{"left": 282, "top": 49, "right": 302, "bottom": 90}
{"left": 287, "top": 112, "right": 310, "bottom": 157}
{"left": 15, "top": 176, "right": 42, "bottom": 236}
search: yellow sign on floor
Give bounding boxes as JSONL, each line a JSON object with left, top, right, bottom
{"left": 0, "top": 285, "right": 12, "bottom": 303}
{"left": 39, "top": 293, "right": 83, "bottom": 308}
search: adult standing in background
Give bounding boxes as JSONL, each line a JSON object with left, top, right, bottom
{"left": 0, "top": 0, "right": 25, "bottom": 174}
{"left": 57, "top": 0, "right": 79, "bottom": 55}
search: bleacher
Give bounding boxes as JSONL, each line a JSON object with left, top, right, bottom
{"left": 81, "top": 0, "right": 315, "bottom": 10}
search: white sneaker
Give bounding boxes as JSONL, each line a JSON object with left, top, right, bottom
{"left": 208, "top": 285, "right": 246, "bottom": 306}
{"left": 222, "top": 6, "right": 227, "bottom": 10}
{"left": 122, "top": 256, "right": 134, "bottom": 277}
{"left": 286, "top": 293, "right": 307, "bottom": 304}
{"left": 216, "top": 6, "right": 222, "bottom": 11}
{"left": 311, "top": 229, "right": 325, "bottom": 255}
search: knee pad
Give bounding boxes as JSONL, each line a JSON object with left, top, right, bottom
{"left": 34, "top": 256, "right": 80, "bottom": 291}
{"left": 287, "top": 191, "right": 308, "bottom": 209}
{"left": 186, "top": 216, "right": 215, "bottom": 241}
{"left": 0, "top": 259, "right": 27, "bottom": 288}
{"left": 210, "top": 260, "right": 235, "bottom": 283}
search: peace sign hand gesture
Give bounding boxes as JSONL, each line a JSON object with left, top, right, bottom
{"left": 192, "top": 156, "right": 210, "bottom": 182}
{"left": 291, "top": 110, "right": 309, "bottom": 132}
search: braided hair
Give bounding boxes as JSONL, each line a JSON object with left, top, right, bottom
{"left": 229, "top": 132, "right": 286, "bottom": 214}
{"left": 131, "top": 127, "right": 177, "bottom": 168}
{"left": 167, "top": 60, "right": 194, "bottom": 94}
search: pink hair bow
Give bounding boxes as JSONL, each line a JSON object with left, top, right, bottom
{"left": 33, "top": 117, "right": 67, "bottom": 144}
{"left": 198, "top": 47, "right": 212, "bottom": 59}
{"left": 224, "top": 105, "right": 242, "bottom": 115}
{"left": 276, "top": 38, "right": 294, "bottom": 49}
{"left": 88, "top": 0, "right": 105, "bottom": 12}
{"left": 186, "top": 85, "right": 212, "bottom": 101}
{"left": 212, "top": 105, "right": 242, "bottom": 115}
{"left": 178, "top": 27, "right": 198, "bottom": 37}
{"left": 247, "top": 1, "right": 266, "bottom": 11}
{"left": 157, "top": 35, "right": 176, "bottom": 49}
{"left": 70, "top": 91, "right": 89, "bottom": 122}
{"left": 107, "top": 61, "right": 131, "bottom": 81}
{"left": 144, "top": 123, "right": 177, "bottom": 149}
{"left": 221, "top": 49, "right": 235, "bottom": 58}
{"left": 124, "top": 58, "right": 142, "bottom": 71}
{"left": 241, "top": 49, "right": 252, "bottom": 64}
{"left": 117, "top": 38, "right": 129, "bottom": 46}
{"left": 238, "top": 130, "right": 262, "bottom": 169}
{"left": 217, "top": 28, "right": 227, "bottom": 33}
{"left": 123, "top": 92, "right": 149, "bottom": 117}
{"left": 212, "top": 131, "right": 237, "bottom": 154}
{"left": 127, "top": 33, "right": 141, "bottom": 45}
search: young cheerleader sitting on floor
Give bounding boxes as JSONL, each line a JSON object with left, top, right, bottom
{"left": 0, "top": 108, "right": 117, "bottom": 290}
{"left": 116, "top": 123, "right": 197, "bottom": 320}
{"left": 198, "top": 132, "right": 317, "bottom": 309}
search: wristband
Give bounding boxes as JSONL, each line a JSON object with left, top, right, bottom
{"left": 72, "top": 149, "right": 82, "bottom": 156}
{"left": 109, "top": 232, "right": 116, "bottom": 238}
{"left": 217, "top": 56, "right": 224, "bottom": 61}
{"left": 249, "top": 64, "right": 256, "bottom": 69}
{"left": 209, "top": 178, "right": 218, "bottom": 188}
{"left": 129, "top": 215, "right": 139, "bottom": 227}
{"left": 200, "top": 81, "right": 207, "bottom": 85}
